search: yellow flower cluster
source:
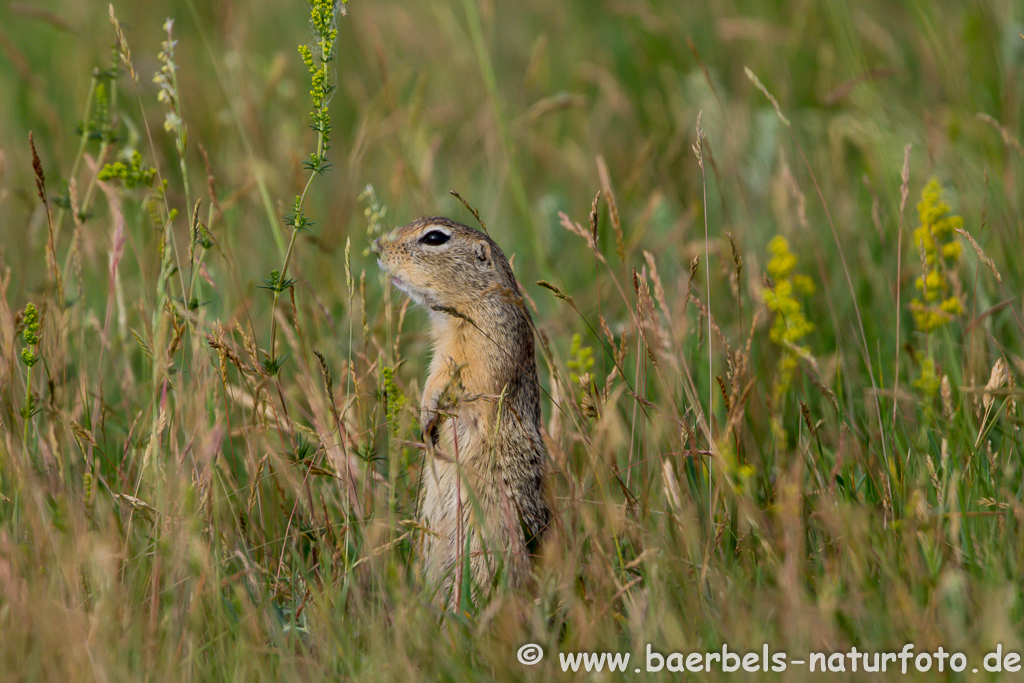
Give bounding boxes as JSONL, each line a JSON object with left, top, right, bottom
{"left": 567, "top": 332, "right": 595, "bottom": 385}
{"left": 763, "top": 235, "right": 815, "bottom": 410}
{"left": 20, "top": 303, "right": 41, "bottom": 368}
{"left": 381, "top": 365, "right": 407, "bottom": 436}
{"left": 910, "top": 178, "right": 963, "bottom": 333}
{"left": 98, "top": 150, "right": 157, "bottom": 189}
{"left": 298, "top": 0, "right": 341, "bottom": 172}
{"left": 764, "top": 236, "right": 814, "bottom": 349}
{"left": 911, "top": 351, "right": 940, "bottom": 397}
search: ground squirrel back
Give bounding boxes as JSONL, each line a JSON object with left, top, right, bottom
{"left": 372, "top": 217, "right": 551, "bottom": 606}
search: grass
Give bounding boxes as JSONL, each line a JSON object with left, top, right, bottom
{"left": 1, "top": 0, "right": 1023, "bottom": 679}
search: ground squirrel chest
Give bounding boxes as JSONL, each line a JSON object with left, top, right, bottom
{"left": 372, "top": 217, "right": 550, "bottom": 605}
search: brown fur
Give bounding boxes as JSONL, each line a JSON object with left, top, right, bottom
{"left": 372, "top": 217, "right": 550, "bottom": 607}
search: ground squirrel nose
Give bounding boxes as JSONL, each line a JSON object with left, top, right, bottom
{"left": 371, "top": 237, "right": 381, "bottom": 255}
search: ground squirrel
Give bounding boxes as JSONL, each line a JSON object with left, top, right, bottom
{"left": 372, "top": 217, "right": 551, "bottom": 606}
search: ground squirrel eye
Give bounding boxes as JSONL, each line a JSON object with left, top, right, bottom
{"left": 419, "top": 230, "right": 450, "bottom": 246}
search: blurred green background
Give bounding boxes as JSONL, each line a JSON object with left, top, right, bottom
{"left": 2, "top": 1, "right": 1024, "bottom": 679}
{"left": 3, "top": 0, "right": 1020, "bottom": 314}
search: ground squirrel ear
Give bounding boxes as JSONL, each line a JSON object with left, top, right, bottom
{"left": 475, "top": 241, "right": 492, "bottom": 265}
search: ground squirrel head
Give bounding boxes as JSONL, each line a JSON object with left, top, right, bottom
{"left": 372, "top": 217, "right": 521, "bottom": 313}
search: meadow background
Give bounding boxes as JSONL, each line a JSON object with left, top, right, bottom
{"left": 1, "top": 0, "right": 1022, "bottom": 679}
